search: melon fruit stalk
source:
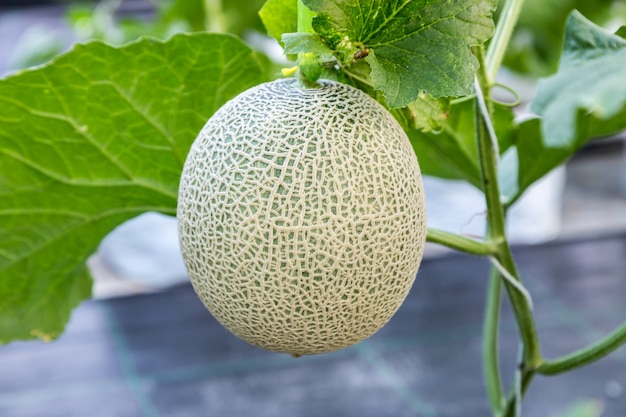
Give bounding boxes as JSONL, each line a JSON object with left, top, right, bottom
{"left": 178, "top": 78, "right": 427, "bottom": 356}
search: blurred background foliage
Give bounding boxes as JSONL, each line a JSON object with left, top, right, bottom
{"left": 4, "top": 0, "right": 626, "bottom": 77}
{"left": 4, "top": 0, "right": 267, "bottom": 70}
{"left": 500, "top": 0, "right": 626, "bottom": 76}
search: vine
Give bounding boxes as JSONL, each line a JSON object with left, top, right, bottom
{"left": 1, "top": 0, "right": 625, "bottom": 416}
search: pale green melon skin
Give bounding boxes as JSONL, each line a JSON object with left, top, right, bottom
{"left": 178, "top": 78, "right": 426, "bottom": 356}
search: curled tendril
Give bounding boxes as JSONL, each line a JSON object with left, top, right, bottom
{"left": 490, "top": 82, "right": 522, "bottom": 108}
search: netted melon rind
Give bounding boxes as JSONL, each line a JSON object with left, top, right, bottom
{"left": 178, "top": 78, "right": 426, "bottom": 355}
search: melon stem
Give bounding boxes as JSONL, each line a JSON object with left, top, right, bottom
{"left": 296, "top": 0, "right": 322, "bottom": 87}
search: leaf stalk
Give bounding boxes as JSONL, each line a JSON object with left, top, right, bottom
{"left": 501, "top": 369, "right": 535, "bottom": 417}
{"left": 485, "top": 0, "right": 526, "bottom": 83}
{"left": 537, "top": 320, "right": 626, "bottom": 375}
{"left": 426, "top": 228, "right": 498, "bottom": 256}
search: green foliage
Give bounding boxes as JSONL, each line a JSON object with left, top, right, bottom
{"left": 12, "top": 0, "right": 267, "bottom": 71}
{"left": 66, "top": 0, "right": 202, "bottom": 44}
{"left": 259, "top": 0, "right": 298, "bottom": 42}
{"left": 0, "top": 33, "right": 271, "bottom": 343}
{"left": 161, "top": 0, "right": 206, "bottom": 32}
{"left": 283, "top": 0, "right": 499, "bottom": 107}
{"left": 404, "top": 10, "right": 626, "bottom": 205}
{"left": 501, "top": 0, "right": 625, "bottom": 76}
{"left": 531, "top": 11, "right": 626, "bottom": 146}
{"left": 282, "top": 32, "right": 332, "bottom": 56}
{"left": 1, "top": 6, "right": 625, "bottom": 409}
{"left": 70, "top": 0, "right": 266, "bottom": 38}
{"left": 407, "top": 99, "right": 516, "bottom": 189}
{"left": 404, "top": 95, "right": 451, "bottom": 133}
{"left": 499, "top": 11, "right": 626, "bottom": 204}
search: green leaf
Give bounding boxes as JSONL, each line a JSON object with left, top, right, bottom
{"left": 404, "top": 94, "right": 450, "bottom": 132}
{"left": 407, "top": 99, "right": 516, "bottom": 189}
{"left": 507, "top": 108, "right": 626, "bottom": 205}
{"left": 502, "top": 12, "right": 626, "bottom": 204}
{"left": 0, "top": 33, "right": 271, "bottom": 344}
{"left": 302, "top": 0, "right": 497, "bottom": 107}
{"left": 501, "top": 0, "right": 622, "bottom": 76}
{"left": 260, "top": 0, "right": 298, "bottom": 43}
{"left": 501, "top": 118, "right": 566, "bottom": 203}
{"left": 531, "top": 11, "right": 626, "bottom": 147}
{"left": 282, "top": 32, "right": 333, "bottom": 56}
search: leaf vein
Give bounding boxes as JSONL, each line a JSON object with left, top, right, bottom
{"left": 95, "top": 80, "right": 184, "bottom": 166}
{"left": 1, "top": 150, "right": 177, "bottom": 200}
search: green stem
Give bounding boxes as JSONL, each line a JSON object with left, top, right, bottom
{"left": 475, "top": 67, "right": 540, "bottom": 413}
{"left": 296, "top": 0, "right": 321, "bottom": 87}
{"left": 483, "top": 266, "right": 505, "bottom": 414}
{"left": 538, "top": 320, "right": 626, "bottom": 375}
{"left": 501, "top": 370, "right": 535, "bottom": 417}
{"left": 426, "top": 228, "right": 498, "bottom": 256}
{"left": 473, "top": 46, "right": 542, "bottom": 369}
{"left": 485, "top": 0, "right": 526, "bottom": 82}
{"left": 204, "top": 0, "right": 225, "bottom": 32}
{"left": 297, "top": 0, "right": 315, "bottom": 33}
{"left": 497, "top": 250, "right": 541, "bottom": 368}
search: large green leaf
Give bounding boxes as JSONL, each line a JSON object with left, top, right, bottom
{"left": 300, "top": 0, "right": 497, "bottom": 108}
{"left": 0, "top": 33, "right": 271, "bottom": 343}
{"left": 531, "top": 11, "right": 626, "bottom": 147}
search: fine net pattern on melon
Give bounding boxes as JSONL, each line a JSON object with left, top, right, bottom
{"left": 178, "top": 79, "right": 427, "bottom": 356}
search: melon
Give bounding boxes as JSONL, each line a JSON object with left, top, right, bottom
{"left": 177, "top": 78, "right": 426, "bottom": 356}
